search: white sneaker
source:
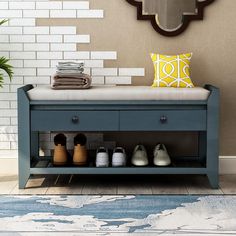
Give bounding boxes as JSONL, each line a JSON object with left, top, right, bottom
{"left": 112, "top": 147, "right": 126, "bottom": 167}
{"left": 96, "top": 147, "right": 109, "bottom": 167}
{"left": 131, "top": 145, "right": 149, "bottom": 166}
{"left": 153, "top": 144, "right": 171, "bottom": 166}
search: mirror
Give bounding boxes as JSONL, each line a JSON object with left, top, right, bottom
{"left": 126, "top": 0, "right": 215, "bottom": 36}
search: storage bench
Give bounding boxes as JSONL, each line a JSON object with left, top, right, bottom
{"left": 17, "top": 84, "right": 219, "bottom": 189}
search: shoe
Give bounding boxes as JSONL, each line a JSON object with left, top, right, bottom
{"left": 153, "top": 144, "right": 171, "bottom": 166}
{"left": 112, "top": 147, "right": 126, "bottom": 167}
{"left": 53, "top": 133, "right": 69, "bottom": 166}
{"left": 73, "top": 133, "right": 88, "bottom": 166}
{"left": 96, "top": 147, "right": 109, "bottom": 167}
{"left": 131, "top": 145, "right": 149, "bottom": 166}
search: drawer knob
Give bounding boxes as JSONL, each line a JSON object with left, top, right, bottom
{"left": 160, "top": 115, "right": 168, "bottom": 124}
{"left": 72, "top": 116, "right": 79, "bottom": 124}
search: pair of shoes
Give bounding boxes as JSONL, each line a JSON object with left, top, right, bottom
{"left": 131, "top": 144, "right": 171, "bottom": 167}
{"left": 53, "top": 133, "right": 88, "bottom": 166}
{"left": 96, "top": 147, "right": 126, "bottom": 167}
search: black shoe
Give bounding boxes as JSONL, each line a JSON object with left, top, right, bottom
{"left": 74, "top": 133, "right": 87, "bottom": 146}
{"left": 54, "top": 133, "right": 67, "bottom": 146}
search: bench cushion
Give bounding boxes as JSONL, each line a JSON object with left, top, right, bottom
{"left": 27, "top": 86, "right": 210, "bottom": 101}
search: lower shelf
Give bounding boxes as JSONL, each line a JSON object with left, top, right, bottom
{"left": 30, "top": 167, "right": 207, "bottom": 175}
{"left": 30, "top": 159, "right": 207, "bottom": 175}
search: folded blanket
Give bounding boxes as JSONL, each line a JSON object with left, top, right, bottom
{"left": 52, "top": 73, "right": 92, "bottom": 90}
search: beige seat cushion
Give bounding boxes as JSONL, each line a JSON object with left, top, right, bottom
{"left": 27, "top": 86, "right": 210, "bottom": 101}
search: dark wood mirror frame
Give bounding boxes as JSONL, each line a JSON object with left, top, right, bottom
{"left": 126, "top": 0, "right": 215, "bottom": 37}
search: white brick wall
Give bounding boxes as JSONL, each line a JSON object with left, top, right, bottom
{"left": 0, "top": 142, "right": 11, "bottom": 150}
{"left": 64, "top": 51, "right": 90, "bottom": 60}
{"left": 119, "top": 68, "right": 145, "bottom": 76}
{"left": 0, "top": 2, "right": 8, "bottom": 10}
{"left": 0, "top": 118, "right": 10, "bottom": 126}
{"left": 10, "top": 60, "right": 24, "bottom": 68}
{"left": 36, "top": 2, "right": 62, "bottom": 10}
{"left": 37, "top": 52, "right": 62, "bottom": 60}
{"left": 24, "top": 76, "right": 50, "bottom": 85}
{"left": 10, "top": 118, "right": 17, "bottom": 126}
{"left": 50, "top": 26, "right": 76, "bottom": 35}
{"left": 0, "top": 10, "right": 22, "bottom": 18}
{"left": 50, "top": 43, "right": 76, "bottom": 52}
{"left": 10, "top": 52, "right": 36, "bottom": 60}
{"left": 9, "top": 2, "right": 35, "bottom": 10}
{"left": 10, "top": 35, "right": 35, "bottom": 43}
{"left": 64, "top": 35, "right": 90, "bottom": 43}
{"left": 24, "top": 43, "right": 49, "bottom": 51}
{"left": 50, "top": 10, "right": 76, "bottom": 18}
{"left": 91, "top": 76, "right": 105, "bottom": 85}
{"left": 106, "top": 76, "right": 132, "bottom": 85}
{"left": 14, "top": 68, "right": 36, "bottom": 76}
{"left": 0, "top": 35, "right": 9, "bottom": 42}
{"left": 91, "top": 51, "right": 117, "bottom": 60}
{"left": 23, "top": 10, "right": 49, "bottom": 18}
{"left": 0, "top": 44, "right": 23, "bottom": 51}
{"left": 77, "top": 10, "right": 104, "bottom": 18}
{"left": 0, "top": 101, "right": 10, "bottom": 109}
{"left": 84, "top": 60, "right": 104, "bottom": 68}
{"left": 92, "top": 68, "right": 117, "bottom": 76}
{"left": 37, "top": 35, "right": 62, "bottom": 43}
{"left": 24, "top": 60, "right": 50, "bottom": 68}
{"left": 0, "top": 0, "right": 145, "bottom": 153}
{"left": 9, "top": 19, "right": 36, "bottom": 26}
{"left": 0, "top": 27, "right": 22, "bottom": 34}
{"left": 24, "top": 26, "right": 49, "bottom": 34}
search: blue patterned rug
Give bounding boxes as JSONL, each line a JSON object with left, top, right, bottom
{"left": 0, "top": 195, "right": 235, "bottom": 235}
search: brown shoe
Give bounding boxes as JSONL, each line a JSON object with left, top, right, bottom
{"left": 53, "top": 133, "right": 68, "bottom": 166}
{"left": 73, "top": 133, "right": 88, "bottom": 166}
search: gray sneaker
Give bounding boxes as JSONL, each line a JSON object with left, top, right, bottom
{"left": 153, "top": 144, "right": 171, "bottom": 166}
{"left": 96, "top": 147, "right": 109, "bottom": 167}
{"left": 112, "top": 147, "right": 126, "bottom": 167}
{"left": 131, "top": 145, "right": 149, "bottom": 166}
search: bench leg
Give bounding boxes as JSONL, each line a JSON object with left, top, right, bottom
{"left": 18, "top": 135, "right": 30, "bottom": 189}
{"left": 206, "top": 137, "right": 219, "bottom": 189}
{"left": 18, "top": 89, "right": 31, "bottom": 189}
{"left": 207, "top": 172, "right": 219, "bottom": 189}
{"left": 18, "top": 166, "right": 30, "bottom": 189}
{"left": 206, "top": 86, "right": 219, "bottom": 189}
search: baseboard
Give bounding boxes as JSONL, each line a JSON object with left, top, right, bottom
{"left": 0, "top": 151, "right": 235, "bottom": 174}
{"left": 0, "top": 158, "right": 18, "bottom": 175}
{"left": 219, "top": 156, "right": 236, "bottom": 174}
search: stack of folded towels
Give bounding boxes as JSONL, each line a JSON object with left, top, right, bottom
{"left": 52, "top": 62, "right": 92, "bottom": 90}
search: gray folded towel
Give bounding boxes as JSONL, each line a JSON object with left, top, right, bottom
{"left": 56, "top": 69, "right": 84, "bottom": 74}
{"left": 58, "top": 61, "right": 84, "bottom": 66}
{"left": 56, "top": 62, "right": 84, "bottom": 74}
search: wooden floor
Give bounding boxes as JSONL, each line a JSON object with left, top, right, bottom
{"left": 0, "top": 174, "right": 236, "bottom": 195}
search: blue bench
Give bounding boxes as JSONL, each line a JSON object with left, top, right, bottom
{"left": 17, "top": 84, "right": 219, "bottom": 189}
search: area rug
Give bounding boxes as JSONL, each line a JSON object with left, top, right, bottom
{"left": 0, "top": 195, "right": 236, "bottom": 235}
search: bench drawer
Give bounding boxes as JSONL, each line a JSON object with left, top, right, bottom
{"left": 120, "top": 110, "right": 207, "bottom": 131}
{"left": 31, "top": 111, "right": 119, "bottom": 131}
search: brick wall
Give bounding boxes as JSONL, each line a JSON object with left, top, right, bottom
{"left": 0, "top": 0, "right": 145, "bottom": 155}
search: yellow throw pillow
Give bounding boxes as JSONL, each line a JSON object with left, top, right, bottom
{"left": 151, "top": 53, "right": 194, "bottom": 88}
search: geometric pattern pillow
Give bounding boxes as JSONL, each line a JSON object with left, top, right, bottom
{"left": 151, "top": 53, "right": 194, "bottom": 88}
